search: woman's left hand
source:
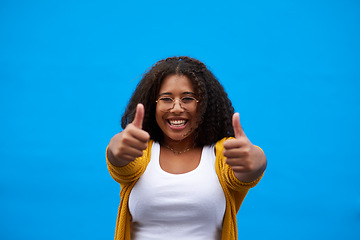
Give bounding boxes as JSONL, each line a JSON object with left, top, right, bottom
{"left": 223, "top": 113, "right": 267, "bottom": 182}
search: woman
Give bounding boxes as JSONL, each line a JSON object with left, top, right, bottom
{"left": 106, "top": 56, "right": 267, "bottom": 240}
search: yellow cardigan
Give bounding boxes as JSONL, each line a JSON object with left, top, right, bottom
{"left": 106, "top": 137, "right": 263, "bottom": 240}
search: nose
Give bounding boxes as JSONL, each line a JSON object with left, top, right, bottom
{"left": 170, "top": 98, "right": 184, "bottom": 112}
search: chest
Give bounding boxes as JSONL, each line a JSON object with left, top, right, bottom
{"left": 128, "top": 143, "right": 226, "bottom": 239}
{"left": 159, "top": 147, "right": 203, "bottom": 174}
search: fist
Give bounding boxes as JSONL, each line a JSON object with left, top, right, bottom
{"left": 108, "top": 104, "right": 150, "bottom": 166}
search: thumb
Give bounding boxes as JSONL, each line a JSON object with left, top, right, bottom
{"left": 132, "top": 103, "right": 145, "bottom": 129}
{"left": 232, "top": 112, "right": 245, "bottom": 139}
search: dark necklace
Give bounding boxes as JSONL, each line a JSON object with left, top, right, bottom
{"left": 163, "top": 144, "right": 195, "bottom": 155}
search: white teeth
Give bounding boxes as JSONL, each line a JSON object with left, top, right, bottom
{"left": 169, "top": 120, "right": 186, "bottom": 126}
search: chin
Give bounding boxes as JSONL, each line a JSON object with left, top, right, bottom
{"left": 167, "top": 129, "right": 195, "bottom": 142}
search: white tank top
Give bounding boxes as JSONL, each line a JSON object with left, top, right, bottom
{"left": 128, "top": 142, "right": 226, "bottom": 240}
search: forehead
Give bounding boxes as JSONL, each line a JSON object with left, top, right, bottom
{"left": 159, "top": 74, "right": 195, "bottom": 94}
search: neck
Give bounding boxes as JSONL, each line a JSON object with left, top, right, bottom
{"left": 163, "top": 144, "right": 194, "bottom": 154}
{"left": 161, "top": 137, "right": 196, "bottom": 155}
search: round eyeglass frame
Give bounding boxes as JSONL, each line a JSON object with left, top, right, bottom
{"left": 155, "top": 96, "right": 199, "bottom": 112}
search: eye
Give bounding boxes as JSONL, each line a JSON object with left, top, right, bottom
{"left": 181, "top": 97, "right": 196, "bottom": 103}
{"left": 159, "top": 97, "right": 173, "bottom": 103}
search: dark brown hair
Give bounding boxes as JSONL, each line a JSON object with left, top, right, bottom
{"left": 121, "top": 56, "right": 235, "bottom": 146}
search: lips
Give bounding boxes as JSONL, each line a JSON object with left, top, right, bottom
{"left": 168, "top": 119, "right": 187, "bottom": 127}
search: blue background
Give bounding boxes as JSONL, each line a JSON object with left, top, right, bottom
{"left": 1, "top": 0, "right": 359, "bottom": 239}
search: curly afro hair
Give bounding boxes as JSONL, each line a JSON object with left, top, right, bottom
{"left": 121, "top": 56, "right": 235, "bottom": 146}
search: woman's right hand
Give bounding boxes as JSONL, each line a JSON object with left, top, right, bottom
{"left": 107, "top": 103, "right": 150, "bottom": 167}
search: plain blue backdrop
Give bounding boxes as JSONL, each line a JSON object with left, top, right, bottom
{"left": 1, "top": 0, "right": 359, "bottom": 239}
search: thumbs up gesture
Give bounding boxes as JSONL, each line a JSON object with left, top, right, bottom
{"left": 223, "top": 113, "right": 267, "bottom": 182}
{"left": 107, "top": 104, "right": 150, "bottom": 167}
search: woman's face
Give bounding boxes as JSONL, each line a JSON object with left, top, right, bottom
{"left": 155, "top": 74, "right": 200, "bottom": 144}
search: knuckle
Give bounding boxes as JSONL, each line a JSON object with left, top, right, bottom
{"left": 121, "top": 135, "right": 132, "bottom": 145}
{"left": 246, "top": 161, "right": 255, "bottom": 172}
{"left": 241, "top": 146, "right": 251, "bottom": 156}
{"left": 140, "top": 132, "right": 150, "bottom": 142}
{"left": 232, "top": 166, "right": 243, "bottom": 172}
{"left": 117, "top": 145, "right": 127, "bottom": 155}
{"left": 111, "top": 148, "right": 120, "bottom": 157}
{"left": 134, "top": 150, "right": 144, "bottom": 158}
{"left": 145, "top": 132, "right": 150, "bottom": 140}
{"left": 141, "top": 142, "right": 148, "bottom": 150}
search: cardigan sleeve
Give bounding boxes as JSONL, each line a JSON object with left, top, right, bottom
{"left": 106, "top": 140, "right": 153, "bottom": 185}
{"left": 215, "top": 138, "right": 264, "bottom": 191}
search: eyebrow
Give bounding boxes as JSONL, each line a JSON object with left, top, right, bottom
{"left": 158, "top": 91, "right": 196, "bottom": 96}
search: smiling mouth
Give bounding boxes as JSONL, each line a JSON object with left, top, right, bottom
{"left": 168, "top": 119, "right": 187, "bottom": 127}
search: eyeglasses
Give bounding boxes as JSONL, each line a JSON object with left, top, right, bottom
{"left": 156, "top": 96, "right": 199, "bottom": 112}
